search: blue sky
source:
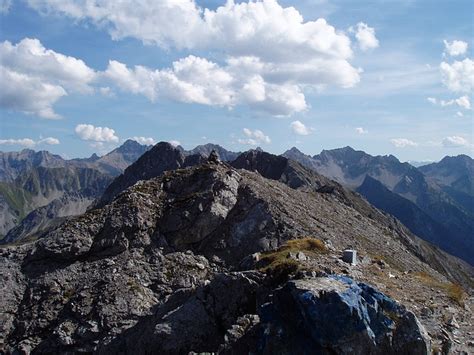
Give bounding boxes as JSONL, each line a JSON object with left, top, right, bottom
{"left": 0, "top": 0, "right": 472, "bottom": 162}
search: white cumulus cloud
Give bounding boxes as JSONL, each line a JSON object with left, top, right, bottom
{"left": 75, "top": 124, "right": 119, "bottom": 143}
{"left": 0, "top": 138, "right": 36, "bottom": 147}
{"left": 38, "top": 137, "right": 60, "bottom": 145}
{"left": 99, "top": 86, "right": 115, "bottom": 97}
{"left": 440, "top": 95, "right": 471, "bottom": 109}
{"left": 0, "top": 66, "right": 66, "bottom": 119}
{"left": 238, "top": 128, "right": 271, "bottom": 145}
{"left": 442, "top": 136, "right": 471, "bottom": 148}
{"left": 443, "top": 40, "right": 468, "bottom": 57}
{"left": 0, "top": 38, "right": 96, "bottom": 118}
{"left": 291, "top": 120, "right": 312, "bottom": 135}
{"left": 27, "top": 0, "right": 365, "bottom": 116}
{"left": 440, "top": 58, "right": 474, "bottom": 93}
{"left": 27, "top": 0, "right": 355, "bottom": 63}
{"left": 104, "top": 55, "right": 312, "bottom": 116}
{"left": 351, "top": 22, "right": 379, "bottom": 51}
{"left": 0, "top": 136, "right": 60, "bottom": 147}
{"left": 390, "top": 138, "right": 418, "bottom": 148}
{"left": 104, "top": 56, "right": 234, "bottom": 106}
{"left": 454, "top": 95, "right": 471, "bottom": 109}
{"left": 130, "top": 136, "right": 156, "bottom": 145}
{"left": 355, "top": 127, "right": 368, "bottom": 134}
{"left": 429, "top": 95, "right": 471, "bottom": 109}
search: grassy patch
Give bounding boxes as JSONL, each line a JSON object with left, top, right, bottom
{"left": 414, "top": 272, "right": 465, "bottom": 306}
{"left": 258, "top": 237, "right": 327, "bottom": 283}
{"left": 369, "top": 253, "right": 404, "bottom": 271}
{"left": 284, "top": 238, "right": 327, "bottom": 253}
{"left": 446, "top": 283, "right": 464, "bottom": 306}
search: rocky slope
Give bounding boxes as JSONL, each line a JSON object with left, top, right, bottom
{"left": 419, "top": 155, "right": 473, "bottom": 193}
{"left": 0, "top": 141, "right": 149, "bottom": 241}
{"left": 283, "top": 147, "right": 474, "bottom": 264}
{"left": 0, "top": 166, "right": 112, "bottom": 239}
{"left": 71, "top": 139, "right": 151, "bottom": 176}
{"left": 2, "top": 193, "right": 94, "bottom": 244}
{"left": 419, "top": 155, "right": 474, "bottom": 214}
{"left": 356, "top": 176, "right": 453, "bottom": 256}
{"left": 0, "top": 149, "right": 65, "bottom": 183}
{"left": 96, "top": 142, "right": 205, "bottom": 207}
{"left": 1, "top": 157, "right": 472, "bottom": 353}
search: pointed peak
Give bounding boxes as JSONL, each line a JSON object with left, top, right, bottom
{"left": 122, "top": 139, "right": 143, "bottom": 147}
{"left": 115, "top": 139, "right": 144, "bottom": 151}
{"left": 334, "top": 146, "right": 356, "bottom": 153}
{"left": 285, "top": 146, "right": 304, "bottom": 154}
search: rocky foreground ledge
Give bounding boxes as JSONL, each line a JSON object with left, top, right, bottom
{"left": 1, "top": 160, "right": 472, "bottom": 353}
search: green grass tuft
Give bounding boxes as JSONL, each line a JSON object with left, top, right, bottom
{"left": 414, "top": 272, "right": 465, "bottom": 306}
{"left": 258, "top": 237, "right": 327, "bottom": 283}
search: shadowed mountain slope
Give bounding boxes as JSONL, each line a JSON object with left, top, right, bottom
{"left": 283, "top": 146, "right": 474, "bottom": 264}
{"left": 96, "top": 142, "right": 205, "bottom": 207}
{"left": 0, "top": 141, "right": 149, "bottom": 241}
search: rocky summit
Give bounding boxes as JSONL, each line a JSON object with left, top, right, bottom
{"left": 1, "top": 156, "right": 473, "bottom": 354}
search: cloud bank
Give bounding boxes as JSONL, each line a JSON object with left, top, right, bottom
{"left": 20, "top": 0, "right": 376, "bottom": 116}
{"left": 0, "top": 136, "right": 60, "bottom": 147}
{"left": 0, "top": 38, "right": 96, "bottom": 118}
{"left": 390, "top": 138, "right": 418, "bottom": 148}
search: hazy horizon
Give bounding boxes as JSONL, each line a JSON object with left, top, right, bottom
{"left": 2, "top": 137, "right": 467, "bottom": 167}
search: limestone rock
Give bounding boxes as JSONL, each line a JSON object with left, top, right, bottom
{"left": 259, "top": 275, "right": 431, "bottom": 354}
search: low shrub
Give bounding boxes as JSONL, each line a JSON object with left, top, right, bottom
{"left": 446, "top": 283, "right": 464, "bottom": 306}
{"left": 258, "top": 237, "right": 326, "bottom": 283}
{"left": 414, "top": 272, "right": 465, "bottom": 306}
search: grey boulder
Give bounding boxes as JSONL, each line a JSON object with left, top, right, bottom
{"left": 259, "top": 275, "right": 430, "bottom": 355}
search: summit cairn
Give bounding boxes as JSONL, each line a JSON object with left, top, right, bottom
{"left": 208, "top": 149, "right": 221, "bottom": 164}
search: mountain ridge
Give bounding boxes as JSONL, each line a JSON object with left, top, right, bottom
{"left": 2, "top": 142, "right": 473, "bottom": 265}
{"left": 282, "top": 146, "right": 474, "bottom": 264}
{"left": 0, "top": 140, "right": 150, "bottom": 240}
{"left": 1, "top": 156, "right": 472, "bottom": 353}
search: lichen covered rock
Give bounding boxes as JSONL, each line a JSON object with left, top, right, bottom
{"left": 259, "top": 275, "right": 430, "bottom": 354}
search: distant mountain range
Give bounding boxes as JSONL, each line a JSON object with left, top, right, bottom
{"left": 1, "top": 142, "right": 472, "bottom": 266}
{"left": 0, "top": 140, "right": 150, "bottom": 241}
{"left": 3, "top": 142, "right": 473, "bottom": 353}
{"left": 283, "top": 146, "right": 474, "bottom": 264}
